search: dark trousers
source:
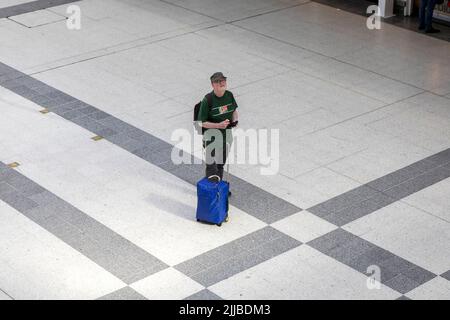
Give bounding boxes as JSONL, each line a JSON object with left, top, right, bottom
{"left": 205, "top": 155, "right": 227, "bottom": 180}
{"left": 204, "top": 138, "right": 230, "bottom": 180}
{"left": 419, "top": 0, "right": 437, "bottom": 30}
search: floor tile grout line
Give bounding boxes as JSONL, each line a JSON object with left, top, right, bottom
{"left": 45, "top": 6, "right": 70, "bottom": 18}
{"left": 229, "top": 13, "right": 448, "bottom": 99}
{"left": 267, "top": 89, "right": 425, "bottom": 134}
{"left": 398, "top": 199, "right": 450, "bottom": 225}
{"left": 9, "top": 16, "right": 67, "bottom": 29}
{"left": 0, "top": 180, "right": 22, "bottom": 194}
{"left": 27, "top": 21, "right": 225, "bottom": 77}
{"left": 297, "top": 91, "right": 427, "bottom": 138}
{"left": 310, "top": 0, "right": 450, "bottom": 44}
{"left": 323, "top": 160, "right": 429, "bottom": 198}
{"left": 158, "top": 0, "right": 225, "bottom": 23}
{"left": 243, "top": 51, "right": 393, "bottom": 106}
{"left": 156, "top": 67, "right": 297, "bottom": 112}
{"left": 193, "top": 20, "right": 434, "bottom": 114}
{"left": 0, "top": 287, "right": 14, "bottom": 300}
{"left": 20, "top": 0, "right": 399, "bottom": 111}
{"left": 24, "top": 23, "right": 214, "bottom": 75}
{"left": 158, "top": 0, "right": 312, "bottom": 25}
{"left": 226, "top": 1, "right": 313, "bottom": 24}
{"left": 7, "top": 17, "right": 31, "bottom": 28}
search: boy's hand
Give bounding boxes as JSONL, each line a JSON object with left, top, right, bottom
{"left": 217, "top": 119, "right": 230, "bottom": 129}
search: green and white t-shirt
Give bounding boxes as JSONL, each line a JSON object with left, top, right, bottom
{"left": 198, "top": 90, "right": 238, "bottom": 122}
{"left": 198, "top": 90, "right": 238, "bottom": 145}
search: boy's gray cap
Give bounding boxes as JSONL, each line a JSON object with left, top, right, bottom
{"left": 210, "top": 72, "right": 227, "bottom": 82}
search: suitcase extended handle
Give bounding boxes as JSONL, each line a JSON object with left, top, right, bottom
{"left": 207, "top": 175, "right": 221, "bottom": 182}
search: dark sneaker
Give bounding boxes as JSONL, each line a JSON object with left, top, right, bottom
{"left": 418, "top": 25, "right": 425, "bottom": 31}
{"left": 425, "top": 27, "right": 440, "bottom": 33}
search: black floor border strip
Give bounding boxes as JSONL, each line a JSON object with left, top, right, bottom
{"left": 0, "top": 0, "right": 80, "bottom": 19}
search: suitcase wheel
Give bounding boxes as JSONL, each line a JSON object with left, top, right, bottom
{"left": 217, "top": 223, "right": 222, "bottom": 227}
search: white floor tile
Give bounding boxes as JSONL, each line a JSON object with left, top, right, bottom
{"left": 294, "top": 167, "right": 362, "bottom": 202}
{"left": 402, "top": 179, "right": 450, "bottom": 223}
{"left": 271, "top": 211, "right": 337, "bottom": 243}
{"left": 9, "top": 9, "right": 65, "bottom": 28}
{"left": 130, "top": 268, "right": 204, "bottom": 300}
{"left": 405, "top": 277, "right": 450, "bottom": 300}
{"left": 327, "top": 137, "right": 433, "bottom": 184}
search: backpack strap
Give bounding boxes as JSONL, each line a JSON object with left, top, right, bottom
{"left": 205, "top": 91, "right": 213, "bottom": 110}
{"left": 200, "top": 91, "right": 214, "bottom": 135}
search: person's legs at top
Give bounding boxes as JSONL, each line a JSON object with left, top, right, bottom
{"left": 425, "top": 0, "right": 440, "bottom": 33}
{"left": 419, "top": 0, "right": 429, "bottom": 30}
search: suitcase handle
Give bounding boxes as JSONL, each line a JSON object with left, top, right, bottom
{"left": 207, "top": 175, "right": 221, "bottom": 182}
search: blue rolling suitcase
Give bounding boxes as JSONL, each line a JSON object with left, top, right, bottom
{"left": 196, "top": 175, "right": 229, "bottom": 227}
